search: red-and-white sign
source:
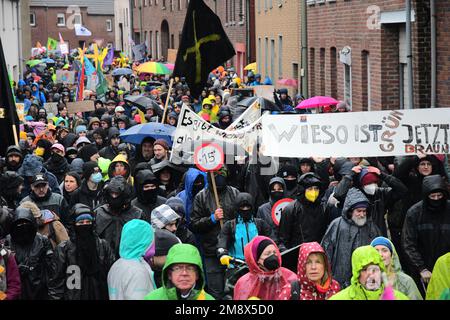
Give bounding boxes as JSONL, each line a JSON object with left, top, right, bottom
{"left": 193, "top": 142, "right": 224, "bottom": 172}
{"left": 271, "top": 198, "right": 294, "bottom": 226}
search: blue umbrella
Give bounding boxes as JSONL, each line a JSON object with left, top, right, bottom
{"left": 119, "top": 123, "right": 176, "bottom": 146}
{"left": 112, "top": 68, "right": 133, "bottom": 76}
{"left": 43, "top": 58, "right": 55, "bottom": 64}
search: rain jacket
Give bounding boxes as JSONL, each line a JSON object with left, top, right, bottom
{"left": 99, "top": 127, "right": 121, "bottom": 161}
{"left": 402, "top": 175, "right": 450, "bottom": 275}
{"left": 370, "top": 237, "right": 422, "bottom": 300}
{"left": 107, "top": 154, "right": 134, "bottom": 185}
{"left": 426, "top": 252, "right": 450, "bottom": 300}
{"left": 144, "top": 243, "right": 214, "bottom": 300}
{"left": 328, "top": 246, "right": 409, "bottom": 300}
{"left": 256, "top": 177, "right": 287, "bottom": 242}
{"left": 321, "top": 188, "right": 381, "bottom": 288}
{"left": 108, "top": 219, "right": 155, "bottom": 300}
{"left": 278, "top": 242, "right": 340, "bottom": 300}
{"left": 233, "top": 236, "right": 297, "bottom": 300}
{"left": 198, "top": 99, "right": 219, "bottom": 123}
{"left": 176, "top": 168, "right": 207, "bottom": 227}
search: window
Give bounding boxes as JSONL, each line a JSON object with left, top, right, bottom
{"left": 320, "top": 48, "right": 325, "bottom": 95}
{"left": 330, "top": 47, "right": 337, "bottom": 98}
{"left": 170, "top": 0, "right": 174, "bottom": 11}
{"left": 30, "top": 13, "right": 36, "bottom": 27}
{"left": 171, "top": 34, "right": 174, "bottom": 49}
{"left": 74, "top": 13, "right": 82, "bottom": 25}
{"left": 309, "top": 48, "right": 315, "bottom": 96}
{"left": 344, "top": 63, "right": 352, "bottom": 108}
{"left": 149, "top": 31, "right": 153, "bottom": 57}
{"left": 178, "top": 0, "right": 182, "bottom": 10}
{"left": 264, "top": 0, "right": 268, "bottom": 11}
{"left": 264, "top": 37, "right": 268, "bottom": 77}
{"left": 258, "top": 0, "right": 261, "bottom": 14}
{"left": 162, "top": 0, "right": 166, "bottom": 9}
{"left": 361, "top": 51, "right": 370, "bottom": 111}
{"left": 269, "top": 0, "right": 273, "bottom": 9}
{"left": 106, "top": 19, "right": 112, "bottom": 32}
{"left": 125, "top": 8, "right": 128, "bottom": 27}
{"left": 278, "top": 36, "right": 283, "bottom": 78}
{"left": 239, "top": 0, "right": 244, "bottom": 23}
{"left": 57, "top": 13, "right": 65, "bottom": 27}
{"left": 270, "top": 39, "right": 275, "bottom": 81}
{"left": 226, "top": 0, "right": 229, "bottom": 23}
{"left": 156, "top": 31, "right": 160, "bottom": 59}
{"left": 292, "top": 63, "right": 299, "bottom": 90}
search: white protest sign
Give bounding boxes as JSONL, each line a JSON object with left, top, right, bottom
{"left": 253, "top": 85, "right": 275, "bottom": 102}
{"left": 170, "top": 105, "right": 261, "bottom": 165}
{"left": 261, "top": 108, "right": 450, "bottom": 158}
{"left": 44, "top": 102, "right": 59, "bottom": 116}
{"left": 56, "top": 70, "right": 76, "bottom": 84}
{"left": 194, "top": 143, "right": 224, "bottom": 172}
{"left": 227, "top": 100, "right": 262, "bottom": 131}
{"left": 59, "top": 43, "right": 69, "bottom": 55}
{"left": 271, "top": 198, "right": 294, "bottom": 226}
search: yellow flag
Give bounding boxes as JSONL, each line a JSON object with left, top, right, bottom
{"left": 137, "top": 108, "right": 147, "bottom": 124}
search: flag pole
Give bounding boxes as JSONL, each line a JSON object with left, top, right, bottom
{"left": 161, "top": 78, "right": 174, "bottom": 124}
{"left": 11, "top": 124, "right": 19, "bottom": 145}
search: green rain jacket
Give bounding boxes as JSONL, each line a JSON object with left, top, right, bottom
{"left": 426, "top": 252, "right": 450, "bottom": 300}
{"left": 329, "top": 246, "right": 409, "bottom": 300}
{"left": 144, "top": 243, "right": 215, "bottom": 300}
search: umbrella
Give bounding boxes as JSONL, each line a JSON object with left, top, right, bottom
{"left": 43, "top": 58, "right": 55, "bottom": 64}
{"left": 244, "top": 62, "right": 257, "bottom": 71}
{"left": 124, "top": 95, "right": 163, "bottom": 116}
{"left": 164, "top": 63, "right": 175, "bottom": 71}
{"left": 295, "top": 96, "right": 339, "bottom": 109}
{"left": 136, "top": 61, "right": 171, "bottom": 75}
{"left": 277, "top": 78, "right": 298, "bottom": 87}
{"left": 112, "top": 68, "right": 133, "bottom": 76}
{"left": 237, "top": 96, "right": 281, "bottom": 112}
{"left": 119, "top": 123, "right": 175, "bottom": 145}
{"left": 26, "top": 59, "right": 45, "bottom": 67}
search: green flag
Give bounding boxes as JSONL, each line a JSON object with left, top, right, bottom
{"left": 47, "top": 37, "right": 58, "bottom": 51}
{"left": 96, "top": 60, "right": 108, "bottom": 100}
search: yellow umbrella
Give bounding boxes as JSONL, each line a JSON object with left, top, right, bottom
{"left": 244, "top": 62, "right": 257, "bottom": 72}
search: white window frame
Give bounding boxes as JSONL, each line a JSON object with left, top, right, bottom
{"left": 57, "top": 13, "right": 65, "bottom": 27}
{"left": 74, "top": 13, "right": 82, "bottom": 25}
{"left": 106, "top": 19, "right": 112, "bottom": 32}
{"left": 30, "top": 13, "right": 36, "bottom": 27}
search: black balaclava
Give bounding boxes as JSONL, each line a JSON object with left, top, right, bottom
{"left": 278, "top": 164, "right": 298, "bottom": 191}
{"left": 236, "top": 192, "right": 254, "bottom": 222}
{"left": 135, "top": 170, "right": 159, "bottom": 204}
{"left": 0, "top": 172, "right": 24, "bottom": 205}
{"left": 105, "top": 176, "right": 131, "bottom": 212}
{"left": 192, "top": 175, "right": 205, "bottom": 198}
{"left": 10, "top": 208, "right": 37, "bottom": 246}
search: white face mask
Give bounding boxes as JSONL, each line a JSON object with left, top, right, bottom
{"left": 352, "top": 215, "right": 367, "bottom": 227}
{"left": 363, "top": 183, "right": 378, "bottom": 195}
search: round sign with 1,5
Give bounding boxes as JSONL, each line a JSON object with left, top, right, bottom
{"left": 193, "top": 142, "right": 224, "bottom": 172}
{"left": 271, "top": 198, "right": 294, "bottom": 226}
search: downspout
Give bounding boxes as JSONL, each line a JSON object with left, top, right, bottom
{"left": 430, "top": 0, "right": 436, "bottom": 108}
{"left": 246, "top": 0, "right": 250, "bottom": 71}
{"left": 129, "top": 0, "right": 135, "bottom": 45}
{"left": 139, "top": 0, "right": 143, "bottom": 44}
{"left": 301, "top": 0, "right": 308, "bottom": 97}
{"left": 406, "top": 0, "right": 414, "bottom": 109}
{"left": 16, "top": 0, "right": 23, "bottom": 80}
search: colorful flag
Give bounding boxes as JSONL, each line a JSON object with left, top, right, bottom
{"left": 84, "top": 57, "right": 96, "bottom": 76}
{"left": 173, "top": 0, "right": 235, "bottom": 97}
{"left": 95, "top": 60, "right": 108, "bottom": 100}
{"left": 103, "top": 46, "right": 114, "bottom": 67}
{"left": 75, "top": 24, "right": 92, "bottom": 37}
{"left": 47, "top": 37, "right": 58, "bottom": 51}
{"left": 0, "top": 38, "right": 20, "bottom": 155}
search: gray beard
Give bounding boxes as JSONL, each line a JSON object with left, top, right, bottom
{"left": 352, "top": 216, "right": 367, "bottom": 226}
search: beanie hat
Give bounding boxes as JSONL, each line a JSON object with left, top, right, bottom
{"left": 165, "top": 197, "right": 186, "bottom": 218}
{"left": 350, "top": 201, "right": 369, "bottom": 211}
{"left": 370, "top": 236, "right": 393, "bottom": 254}
{"left": 75, "top": 125, "right": 87, "bottom": 135}
{"left": 151, "top": 204, "right": 180, "bottom": 229}
{"left": 279, "top": 164, "right": 298, "bottom": 179}
{"left": 154, "top": 228, "right": 181, "bottom": 256}
{"left": 82, "top": 161, "right": 99, "bottom": 180}
{"left": 153, "top": 139, "right": 169, "bottom": 151}
{"left": 253, "top": 238, "right": 273, "bottom": 261}
{"left": 79, "top": 144, "right": 99, "bottom": 162}
{"left": 75, "top": 213, "right": 94, "bottom": 223}
{"left": 359, "top": 171, "right": 379, "bottom": 186}
{"left": 70, "top": 158, "right": 85, "bottom": 175}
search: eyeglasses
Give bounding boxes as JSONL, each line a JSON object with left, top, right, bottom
{"left": 171, "top": 265, "right": 196, "bottom": 273}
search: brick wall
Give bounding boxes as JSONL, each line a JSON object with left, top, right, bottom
{"left": 435, "top": 0, "right": 450, "bottom": 108}
{"left": 30, "top": 6, "right": 115, "bottom": 53}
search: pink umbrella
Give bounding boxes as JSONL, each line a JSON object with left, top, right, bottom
{"left": 277, "top": 78, "right": 298, "bottom": 87}
{"left": 165, "top": 63, "right": 175, "bottom": 71}
{"left": 295, "top": 96, "right": 339, "bottom": 109}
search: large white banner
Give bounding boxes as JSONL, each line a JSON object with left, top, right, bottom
{"left": 227, "top": 100, "right": 262, "bottom": 131}
{"left": 170, "top": 105, "right": 261, "bottom": 165}
{"left": 261, "top": 108, "right": 450, "bottom": 158}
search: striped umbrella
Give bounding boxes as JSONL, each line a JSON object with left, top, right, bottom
{"left": 136, "top": 61, "right": 171, "bottom": 75}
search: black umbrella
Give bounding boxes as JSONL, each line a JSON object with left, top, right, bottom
{"left": 237, "top": 96, "right": 281, "bottom": 112}
{"left": 124, "top": 95, "right": 163, "bottom": 116}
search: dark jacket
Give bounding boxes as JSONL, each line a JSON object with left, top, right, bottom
{"left": 320, "top": 188, "right": 381, "bottom": 288}
{"left": 48, "top": 237, "right": 116, "bottom": 300}
{"left": 190, "top": 184, "right": 240, "bottom": 257}
{"left": 402, "top": 175, "right": 450, "bottom": 275}
{"left": 20, "top": 167, "right": 62, "bottom": 200}
{"left": 278, "top": 173, "right": 327, "bottom": 251}
{"left": 21, "top": 190, "right": 69, "bottom": 226}
{"left": 44, "top": 155, "right": 69, "bottom": 184}
{"left": 334, "top": 170, "right": 408, "bottom": 236}
{"left": 98, "top": 128, "right": 120, "bottom": 161}
{"left": 69, "top": 180, "right": 105, "bottom": 210}
{"left": 240, "top": 157, "right": 275, "bottom": 209}
{"left": 8, "top": 208, "right": 54, "bottom": 300}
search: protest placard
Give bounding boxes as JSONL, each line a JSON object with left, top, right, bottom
{"left": 253, "top": 85, "right": 275, "bottom": 102}
{"left": 261, "top": 108, "right": 450, "bottom": 158}
{"left": 44, "top": 102, "right": 58, "bottom": 116}
{"left": 56, "top": 70, "right": 76, "bottom": 84}
{"left": 67, "top": 100, "right": 95, "bottom": 114}
{"left": 16, "top": 103, "right": 24, "bottom": 122}
{"left": 227, "top": 100, "right": 261, "bottom": 131}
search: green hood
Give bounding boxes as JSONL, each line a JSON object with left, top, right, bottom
{"left": 370, "top": 237, "right": 403, "bottom": 274}
{"left": 119, "top": 219, "right": 154, "bottom": 260}
{"left": 161, "top": 243, "right": 206, "bottom": 300}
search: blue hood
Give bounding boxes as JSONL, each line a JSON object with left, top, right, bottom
{"left": 119, "top": 219, "right": 154, "bottom": 260}
{"left": 177, "top": 168, "right": 208, "bottom": 225}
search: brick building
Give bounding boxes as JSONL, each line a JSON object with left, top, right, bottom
{"left": 307, "top": 0, "right": 450, "bottom": 111}
{"left": 255, "top": 0, "right": 301, "bottom": 95}
{"left": 30, "top": 0, "right": 115, "bottom": 52}
{"left": 132, "top": 0, "right": 254, "bottom": 77}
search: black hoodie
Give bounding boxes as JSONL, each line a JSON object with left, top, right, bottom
{"left": 131, "top": 169, "right": 166, "bottom": 222}
{"left": 99, "top": 127, "right": 120, "bottom": 160}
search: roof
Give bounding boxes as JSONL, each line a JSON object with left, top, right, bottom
{"left": 30, "top": 0, "right": 114, "bottom": 15}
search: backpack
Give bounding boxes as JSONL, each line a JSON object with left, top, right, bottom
{"left": 290, "top": 280, "right": 301, "bottom": 300}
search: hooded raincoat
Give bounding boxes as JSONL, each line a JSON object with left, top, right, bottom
{"left": 426, "top": 252, "right": 450, "bottom": 300}
{"left": 144, "top": 243, "right": 214, "bottom": 300}
{"left": 107, "top": 154, "right": 134, "bottom": 185}
{"left": 321, "top": 188, "right": 381, "bottom": 288}
{"left": 278, "top": 242, "right": 340, "bottom": 300}
{"left": 108, "top": 219, "right": 155, "bottom": 300}
{"left": 233, "top": 236, "right": 297, "bottom": 300}
{"left": 177, "top": 168, "right": 207, "bottom": 227}
{"left": 328, "top": 246, "right": 409, "bottom": 300}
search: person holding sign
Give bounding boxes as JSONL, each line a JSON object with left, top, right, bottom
{"left": 278, "top": 173, "right": 327, "bottom": 252}
{"left": 190, "top": 165, "right": 239, "bottom": 300}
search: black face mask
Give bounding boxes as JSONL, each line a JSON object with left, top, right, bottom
{"left": 270, "top": 191, "right": 284, "bottom": 202}
{"left": 284, "top": 179, "right": 297, "bottom": 190}
{"left": 263, "top": 254, "right": 280, "bottom": 271}
{"left": 215, "top": 175, "right": 227, "bottom": 192}
{"left": 51, "top": 153, "right": 65, "bottom": 163}
{"left": 427, "top": 198, "right": 446, "bottom": 212}
{"left": 192, "top": 183, "right": 204, "bottom": 198}
{"left": 74, "top": 224, "right": 99, "bottom": 274}
{"left": 239, "top": 209, "right": 253, "bottom": 222}
{"left": 11, "top": 223, "right": 36, "bottom": 246}
{"left": 107, "top": 193, "right": 127, "bottom": 210}
{"left": 142, "top": 188, "right": 158, "bottom": 204}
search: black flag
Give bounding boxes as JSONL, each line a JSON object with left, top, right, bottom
{"left": 173, "top": 0, "right": 236, "bottom": 97}
{"left": 0, "top": 37, "right": 20, "bottom": 156}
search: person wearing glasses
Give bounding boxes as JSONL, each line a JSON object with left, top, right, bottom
{"left": 144, "top": 243, "right": 214, "bottom": 300}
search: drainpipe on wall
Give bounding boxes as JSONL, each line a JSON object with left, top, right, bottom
{"left": 301, "top": 0, "right": 308, "bottom": 97}
{"left": 246, "top": 0, "right": 250, "bottom": 67}
{"left": 430, "top": 0, "right": 436, "bottom": 108}
{"left": 406, "top": 0, "right": 414, "bottom": 109}
{"left": 16, "top": 0, "right": 23, "bottom": 80}
{"left": 129, "top": 0, "right": 135, "bottom": 45}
